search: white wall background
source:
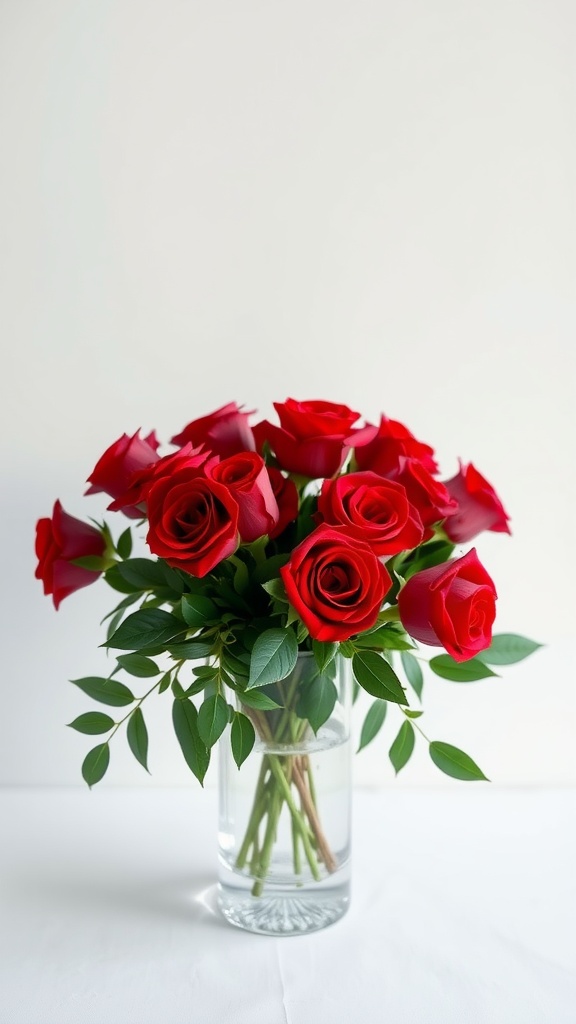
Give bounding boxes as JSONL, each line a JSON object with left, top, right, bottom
{"left": 1, "top": 0, "right": 574, "bottom": 788}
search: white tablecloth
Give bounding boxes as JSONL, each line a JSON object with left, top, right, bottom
{"left": 1, "top": 786, "right": 574, "bottom": 1024}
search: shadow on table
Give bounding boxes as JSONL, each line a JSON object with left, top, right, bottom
{"left": 7, "top": 864, "right": 230, "bottom": 932}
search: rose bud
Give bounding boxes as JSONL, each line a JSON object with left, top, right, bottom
{"left": 85, "top": 430, "right": 160, "bottom": 519}
{"left": 146, "top": 462, "right": 239, "bottom": 577}
{"left": 207, "top": 452, "right": 279, "bottom": 543}
{"left": 254, "top": 398, "right": 377, "bottom": 478}
{"left": 35, "top": 501, "right": 107, "bottom": 609}
{"left": 398, "top": 548, "right": 497, "bottom": 662}
{"left": 317, "top": 472, "right": 424, "bottom": 556}
{"left": 280, "top": 525, "right": 392, "bottom": 642}
{"left": 267, "top": 467, "right": 299, "bottom": 539}
{"left": 443, "top": 462, "right": 511, "bottom": 543}
{"left": 171, "top": 402, "right": 256, "bottom": 457}
{"left": 355, "top": 415, "right": 438, "bottom": 475}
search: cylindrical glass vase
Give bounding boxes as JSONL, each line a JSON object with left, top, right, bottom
{"left": 217, "top": 652, "right": 352, "bottom": 935}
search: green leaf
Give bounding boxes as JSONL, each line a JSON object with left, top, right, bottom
{"left": 230, "top": 712, "right": 256, "bottom": 768}
{"left": 476, "top": 633, "right": 543, "bottom": 666}
{"left": 403, "top": 709, "right": 424, "bottom": 719}
{"left": 247, "top": 628, "right": 298, "bottom": 690}
{"left": 104, "top": 564, "right": 140, "bottom": 594}
{"left": 296, "top": 674, "right": 338, "bottom": 733}
{"left": 104, "top": 608, "right": 186, "bottom": 651}
{"left": 238, "top": 690, "right": 282, "bottom": 711}
{"left": 403, "top": 540, "right": 456, "bottom": 580}
{"left": 158, "top": 672, "right": 172, "bottom": 694}
{"left": 115, "top": 558, "right": 169, "bottom": 590}
{"left": 70, "top": 676, "right": 135, "bottom": 707}
{"left": 357, "top": 699, "right": 387, "bottom": 753}
{"left": 116, "top": 653, "right": 160, "bottom": 678}
{"left": 172, "top": 698, "right": 210, "bottom": 784}
{"left": 197, "top": 693, "right": 229, "bottom": 748}
{"left": 180, "top": 594, "right": 218, "bottom": 628}
{"left": 100, "top": 592, "right": 141, "bottom": 623}
{"left": 339, "top": 641, "right": 355, "bottom": 659}
{"left": 192, "top": 665, "right": 218, "bottom": 680}
{"left": 229, "top": 556, "right": 250, "bottom": 594}
{"left": 127, "top": 707, "right": 149, "bottom": 771}
{"left": 400, "top": 651, "right": 424, "bottom": 699}
{"left": 252, "top": 554, "right": 290, "bottom": 584}
{"left": 312, "top": 640, "right": 338, "bottom": 673}
{"left": 352, "top": 651, "right": 408, "bottom": 705}
{"left": 389, "top": 721, "right": 415, "bottom": 774}
{"left": 429, "top": 656, "right": 498, "bottom": 682}
{"left": 167, "top": 640, "right": 214, "bottom": 660}
{"left": 429, "top": 741, "right": 488, "bottom": 781}
{"left": 262, "top": 578, "right": 289, "bottom": 603}
{"left": 68, "top": 712, "right": 114, "bottom": 735}
{"left": 81, "top": 743, "right": 110, "bottom": 787}
{"left": 116, "top": 527, "right": 133, "bottom": 560}
{"left": 355, "top": 626, "right": 415, "bottom": 651}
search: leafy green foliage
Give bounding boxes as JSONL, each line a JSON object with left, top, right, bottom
{"left": 296, "top": 673, "right": 338, "bottom": 734}
{"left": 429, "top": 741, "right": 488, "bottom": 781}
{"left": 477, "top": 634, "right": 543, "bottom": 666}
{"left": 429, "top": 656, "right": 498, "bottom": 682}
{"left": 70, "top": 677, "right": 134, "bottom": 707}
{"left": 116, "top": 653, "right": 160, "bottom": 678}
{"left": 180, "top": 594, "right": 217, "bottom": 628}
{"left": 172, "top": 698, "right": 210, "bottom": 785}
{"left": 247, "top": 628, "right": 298, "bottom": 690}
{"left": 116, "top": 527, "right": 133, "bottom": 560}
{"left": 82, "top": 743, "right": 110, "bottom": 787}
{"left": 238, "top": 690, "right": 283, "bottom": 711}
{"left": 400, "top": 651, "right": 424, "bottom": 699}
{"left": 352, "top": 651, "right": 408, "bottom": 705}
{"left": 230, "top": 712, "right": 256, "bottom": 768}
{"left": 68, "top": 712, "right": 114, "bottom": 735}
{"left": 197, "top": 694, "right": 229, "bottom": 748}
{"left": 312, "top": 640, "right": 338, "bottom": 673}
{"left": 357, "top": 699, "right": 387, "bottom": 753}
{"left": 104, "top": 608, "right": 186, "bottom": 651}
{"left": 127, "top": 708, "right": 149, "bottom": 771}
{"left": 389, "top": 721, "right": 415, "bottom": 774}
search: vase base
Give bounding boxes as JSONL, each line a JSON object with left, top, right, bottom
{"left": 217, "top": 882, "right": 350, "bottom": 936}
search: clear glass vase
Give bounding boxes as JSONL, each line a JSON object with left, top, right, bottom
{"left": 217, "top": 652, "right": 352, "bottom": 935}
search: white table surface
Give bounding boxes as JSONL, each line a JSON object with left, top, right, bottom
{"left": 1, "top": 786, "right": 574, "bottom": 1024}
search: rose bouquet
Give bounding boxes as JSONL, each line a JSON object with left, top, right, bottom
{"left": 35, "top": 399, "right": 539, "bottom": 918}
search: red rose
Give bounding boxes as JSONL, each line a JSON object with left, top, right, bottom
{"left": 317, "top": 472, "right": 424, "bottom": 556}
{"left": 146, "top": 462, "right": 239, "bottom": 577}
{"left": 388, "top": 457, "right": 457, "bottom": 531}
{"left": 35, "top": 501, "right": 106, "bottom": 609}
{"left": 86, "top": 430, "right": 160, "bottom": 519}
{"left": 207, "top": 452, "right": 279, "bottom": 543}
{"left": 267, "top": 467, "right": 299, "bottom": 539}
{"left": 443, "top": 462, "right": 511, "bottom": 543}
{"left": 109, "top": 443, "right": 209, "bottom": 517}
{"left": 355, "top": 415, "right": 438, "bottom": 475}
{"left": 280, "top": 525, "right": 392, "bottom": 642}
{"left": 398, "top": 548, "right": 497, "bottom": 662}
{"left": 255, "top": 398, "right": 377, "bottom": 478}
{"left": 171, "top": 402, "right": 255, "bottom": 457}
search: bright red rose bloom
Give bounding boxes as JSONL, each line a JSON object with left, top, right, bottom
{"left": 255, "top": 398, "right": 377, "bottom": 478}
{"left": 35, "top": 501, "right": 106, "bottom": 609}
{"left": 86, "top": 430, "right": 160, "bottom": 520}
{"left": 443, "top": 462, "right": 511, "bottom": 543}
{"left": 146, "top": 463, "right": 239, "bottom": 577}
{"left": 388, "top": 457, "right": 457, "bottom": 531}
{"left": 398, "top": 548, "right": 497, "bottom": 662}
{"left": 207, "top": 452, "right": 279, "bottom": 543}
{"left": 355, "top": 415, "right": 438, "bottom": 475}
{"left": 317, "top": 472, "right": 424, "bottom": 556}
{"left": 267, "top": 467, "right": 299, "bottom": 539}
{"left": 171, "top": 402, "right": 256, "bottom": 457}
{"left": 280, "top": 525, "right": 392, "bottom": 642}
{"left": 109, "top": 443, "right": 209, "bottom": 517}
